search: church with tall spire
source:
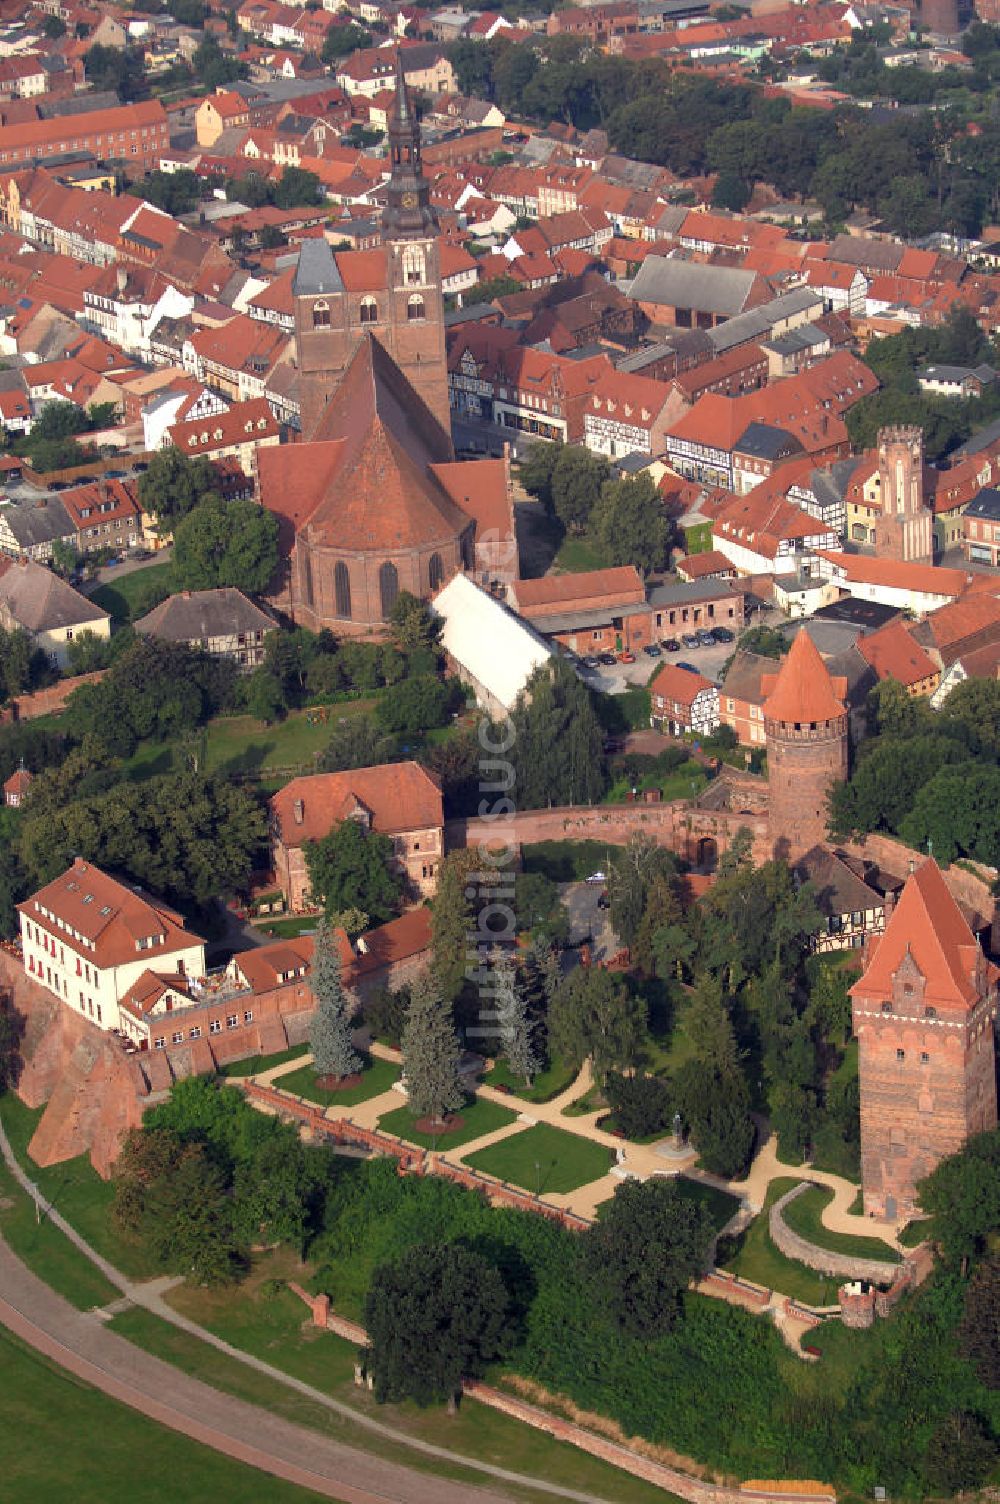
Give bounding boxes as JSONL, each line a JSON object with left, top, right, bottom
{"left": 291, "top": 51, "right": 450, "bottom": 438}
{"left": 259, "top": 56, "right": 518, "bottom": 636}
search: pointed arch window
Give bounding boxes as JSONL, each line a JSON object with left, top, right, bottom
{"left": 334, "top": 561, "right": 351, "bottom": 619}
{"left": 360, "top": 296, "right": 378, "bottom": 324}
{"left": 312, "top": 299, "right": 330, "bottom": 328}
{"left": 379, "top": 561, "right": 399, "bottom": 617}
{"left": 402, "top": 244, "right": 425, "bottom": 286}
{"left": 407, "top": 295, "right": 425, "bottom": 322}
{"left": 428, "top": 552, "right": 444, "bottom": 591}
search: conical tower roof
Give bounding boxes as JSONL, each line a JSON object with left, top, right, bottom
{"left": 761, "top": 629, "right": 847, "bottom": 723}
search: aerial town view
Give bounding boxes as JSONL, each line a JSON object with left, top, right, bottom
{"left": 0, "top": 0, "right": 999, "bottom": 1499}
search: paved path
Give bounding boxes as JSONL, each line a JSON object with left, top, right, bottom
{"left": 0, "top": 1114, "right": 655, "bottom": 1504}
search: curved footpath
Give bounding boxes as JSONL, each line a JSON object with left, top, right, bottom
{"left": 0, "top": 1117, "right": 640, "bottom": 1504}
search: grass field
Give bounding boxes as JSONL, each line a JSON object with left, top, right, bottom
{"left": 719, "top": 1178, "right": 840, "bottom": 1307}
{"left": 112, "top": 1259, "right": 682, "bottom": 1504}
{"left": 121, "top": 706, "right": 365, "bottom": 785}
{"left": 672, "top": 1176, "right": 741, "bottom": 1235}
{"left": 0, "top": 1149, "right": 118, "bottom": 1311}
{"left": 255, "top": 916, "right": 320, "bottom": 939}
{"left": 781, "top": 1186, "right": 899, "bottom": 1264}
{"left": 554, "top": 533, "right": 614, "bottom": 574}
{"left": 482, "top": 1055, "right": 578, "bottom": 1104}
{"left": 276, "top": 1055, "right": 400, "bottom": 1108}
{"left": 217, "top": 1042, "right": 310, "bottom": 1078}
{"left": 89, "top": 560, "right": 174, "bottom": 623}
{"left": 521, "top": 840, "right": 618, "bottom": 883}
{"left": 0, "top": 1328, "right": 327, "bottom": 1504}
{"left": 377, "top": 1096, "right": 518, "bottom": 1150}
{"left": 605, "top": 761, "right": 708, "bottom": 805}
{"left": 0, "top": 1094, "right": 158, "bottom": 1281}
{"left": 464, "top": 1123, "right": 614, "bottom": 1195}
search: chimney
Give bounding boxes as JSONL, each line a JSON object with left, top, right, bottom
{"left": 292, "top": 798, "right": 304, "bottom": 825}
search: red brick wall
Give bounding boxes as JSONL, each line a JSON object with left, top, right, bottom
{"left": 766, "top": 713, "right": 848, "bottom": 859}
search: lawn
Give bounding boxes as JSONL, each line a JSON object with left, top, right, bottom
{"left": 521, "top": 840, "right": 617, "bottom": 883}
{"left": 672, "top": 1176, "right": 741, "bottom": 1235}
{"left": 780, "top": 1186, "right": 899, "bottom": 1264}
{"left": 605, "top": 761, "right": 708, "bottom": 805}
{"left": 0, "top": 1094, "right": 158, "bottom": 1281}
{"left": 120, "top": 702, "right": 376, "bottom": 786}
{"left": 112, "top": 1263, "right": 681, "bottom": 1504}
{"left": 255, "top": 916, "right": 320, "bottom": 940}
{"left": 482, "top": 1054, "right": 579, "bottom": 1104}
{"left": 217, "top": 1041, "right": 310, "bottom": 1078}
{"left": 464, "top": 1123, "right": 614, "bottom": 1195}
{"left": 89, "top": 560, "right": 174, "bottom": 623}
{"left": 0, "top": 1329, "right": 327, "bottom": 1504}
{"left": 554, "top": 533, "right": 613, "bottom": 574}
{"left": 276, "top": 1055, "right": 401, "bottom": 1108}
{"left": 377, "top": 1096, "right": 518, "bottom": 1150}
{"left": 0, "top": 1150, "right": 118, "bottom": 1311}
{"left": 718, "top": 1178, "right": 841, "bottom": 1307}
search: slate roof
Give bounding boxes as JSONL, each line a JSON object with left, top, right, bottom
{"left": 292, "top": 237, "right": 344, "bottom": 297}
{"left": 136, "top": 587, "right": 275, "bottom": 644}
{"left": 964, "top": 486, "right": 1000, "bottom": 521}
{"left": 628, "top": 255, "right": 760, "bottom": 318}
{"left": 794, "top": 844, "right": 884, "bottom": 919}
{"left": 0, "top": 556, "right": 108, "bottom": 633}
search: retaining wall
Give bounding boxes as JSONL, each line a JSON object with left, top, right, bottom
{"left": 769, "top": 1182, "right": 902, "bottom": 1285}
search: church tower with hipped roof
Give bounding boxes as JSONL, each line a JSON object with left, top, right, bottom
{"left": 851, "top": 859, "right": 998, "bottom": 1219}
{"left": 762, "top": 629, "right": 848, "bottom": 859}
{"left": 292, "top": 50, "right": 449, "bottom": 438}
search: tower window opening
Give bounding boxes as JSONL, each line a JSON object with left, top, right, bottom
{"left": 360, "top": 297, "right": 378, "bottom": 324}
{"left": 312, "top": 300, "right": 330, "bottom": 328}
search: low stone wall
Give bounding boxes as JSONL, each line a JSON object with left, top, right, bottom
{"left": 769, "top": 1182, "right": 901, "bottom": 1286}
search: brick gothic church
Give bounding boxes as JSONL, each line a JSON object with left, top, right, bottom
{"left": 851, "top": 859, "right": 998, "bottom": 1219}
{"left": 259, "top": 54, "right": 515, "bottom": 635}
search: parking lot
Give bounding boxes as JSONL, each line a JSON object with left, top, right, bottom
{"left": 576, "top": 630, "right": 740, "bottom": 693}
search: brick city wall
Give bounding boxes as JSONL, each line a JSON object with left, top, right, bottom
{"left": 292, "top": 1288, "right": 837, "bottom": 1504}
{"left": 448, "top": 799, "right": 771, "bottom": 865}
{"left": 768, "top": 1182, "right": 902, "bottom": 1285}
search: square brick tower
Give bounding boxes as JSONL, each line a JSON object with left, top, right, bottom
{"left": 873, "top": 425, "right": 934, "bottom": 566}
{"left": 293, "top": 51, "right": 450, "bottom": 440}
{"left": 763, "top": 629, "right": 848, "bottom": 860}
{"left": 851, "top": 859, "right": 998, "bottom": 1219}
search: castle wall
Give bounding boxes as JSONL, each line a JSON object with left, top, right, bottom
{"left": 765, "top": 714, "right": 848, "bottom": 859}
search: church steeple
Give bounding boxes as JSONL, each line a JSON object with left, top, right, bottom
{"left": 382, "top": 49, "right": 437, "bottom": 242}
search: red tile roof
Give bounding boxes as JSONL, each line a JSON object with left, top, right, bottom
{"left": 856, "top": 619, "right": 939, "bottom": 687}
{"left": 816, "top": 551, "right": 970, "bottom": 599}
{"left": 271, "top": 761, "right": 443, "bottom": 845}
{"left": 651, "top": 662, "right": 715, "bottom": 705}
{"left": 851, "top": 858, "right": 993, "bottom": 1011}
{"left": 19, "top": 857, "right": 202, "bottom": 972}
{"left": 510, "top": 566, "right": 645, "bottom": 612}
{"left": 761, "top": 629, "right": 846, "bottom": 723}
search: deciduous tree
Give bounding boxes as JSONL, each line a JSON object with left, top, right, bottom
{"left": 583, "top": 1177, "right": 713, "bottom": 1335}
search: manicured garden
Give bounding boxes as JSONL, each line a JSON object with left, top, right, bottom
{"left": 217, "top": 1042, "right": 310, "bottom": 1078}
{"left": 377, "top": 1096, "right": 518, "bottom": 1150}
{"left": 276, "top": 1055, "right": 400, "bottom": 1108}
{"left": 671, "top": 1176, "right": 741, "bottom": 1236}
{"left": 254, "top": 916, "right": 320, "bottom": 940}
{"left": 0, "top": 1329, "right": 325, "bottom": 1504}
{"left": 482, "top": 1054, "right": 578, "bottom": 1104}
{"left": 780, "top": 1185, "right": 900, "bottom": 1265}
{"left": 554, "top": 533, "right": 613, "bottom": 574}
{"left": 464, "top": 1122, "right": 614, "bottom": 1194}
{"left": 718, "top": 1178, "right": 841, "bottom": 1307}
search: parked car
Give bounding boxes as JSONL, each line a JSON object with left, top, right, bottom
{"left": 597, "top": 892, "right": 610, "bottom": 910}
{"left": 697, "top": 630, "right": 716, "bottom": 647}
{"left": 131, "top": 548, "right": 152, "bottom": 561}
{"left": 676, "top": 661, "right": 699, "bottom": 674}
{"left": 712, "top": 626, "right": 734, "bottom": 643}
{"left": 598, "top": 652, "right": 617, "bottom": 667}
{"left": 618, "top": 650, "right": 636, "bottom": 664}
{"left": 661, "top": 638, "right": 680, "bottom": 652}
{"left": 586, "top": 871, "right": 607, "bottom": 883}
{"left": 583, "top": 654, "right": 600, "bottom": 669}
{"left": 681, "top": 633, "right": 699, "bottom": 648}
{"left": 642, "top": 643, "right": 661, "bottom": 657}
